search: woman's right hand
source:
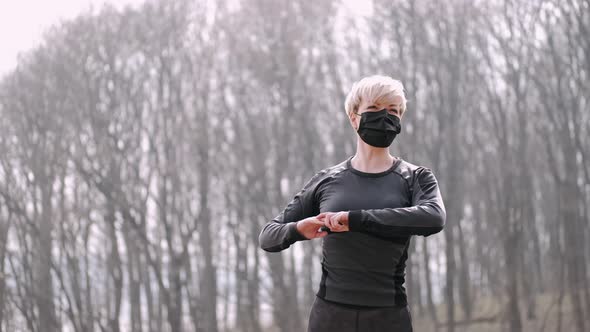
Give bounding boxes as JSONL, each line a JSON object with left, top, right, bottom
{"left": 296, "top": 213, "right": 329, "bottom": 239}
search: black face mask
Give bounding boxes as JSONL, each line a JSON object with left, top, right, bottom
{"left": 356, "top": 108, "right": 402, "bottom": 148}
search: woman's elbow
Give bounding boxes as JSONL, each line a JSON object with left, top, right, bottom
{"left": 258, "top": 223, "right": 283, "bottom": 252}
{"left": 423, "top": 207, "right": 446, "bottom": 237}
{"left": 435, "top": 208, "right": 446, "bottom": 229}
{"left": 259, "top": 241, "right": 282, "bottom": 253}
{"left": 258, "top": 225, "right": 273, "bottom": 252}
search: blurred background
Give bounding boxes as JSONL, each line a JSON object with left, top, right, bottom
{"left": 0, "top": 0, "right": 588, "bottom": 331}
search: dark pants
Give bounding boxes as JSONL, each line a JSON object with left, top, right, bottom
{"left": 307, "top": 296, "right": 413, "bottom": 332}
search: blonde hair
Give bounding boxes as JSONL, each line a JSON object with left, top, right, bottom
{"left": 344, "top": 75, "right": 407, "bottom": 117}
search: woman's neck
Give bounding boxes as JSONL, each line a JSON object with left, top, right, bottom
{"left": 351, "top": 143, "right": 396, "bottom": 173}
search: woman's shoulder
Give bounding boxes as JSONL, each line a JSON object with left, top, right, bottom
{"left": 312, "top": 159, "right": 349, "bottom": 181}
{"left": 394, "top": 157, "right": 438, "bottom": 182}
{"left": 394, "top": 157, "right": 421, "bottom": 174}
{"left": 301, "top": 159, "right": 349, "bottom": 190}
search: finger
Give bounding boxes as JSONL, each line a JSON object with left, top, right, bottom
{"left": 316, "top": 231, "right": 328, "bottom": 238}
{"left": 336, "top": 212, "right": 344, "bottom": 225}
{"left": 330, "top": 215, "right": 340, "bottom": 229}
{"left": 334, "top": 216, "right": 345, "bottom": 231}
{"left": 309, "top": 219, "right": 325, "bottom": 225}
{"left": 328, "top": 215, "right": 336, "bottom": 229}
{"left": 326, "top": 215, "right": 333, "bottom": 229}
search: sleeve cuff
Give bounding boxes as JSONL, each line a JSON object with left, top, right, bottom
{"left": 288, "top": 222, "right": 309, "bottom": 242}
{"left": 348, "top": 210, "right": 364, "bottom": 232}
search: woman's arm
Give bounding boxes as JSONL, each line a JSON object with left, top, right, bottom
{"left": 347, "top": 167, "right": 446, "bottom": 237}
{"left": 258, "top": 170, "right": 327, "bottom": 252}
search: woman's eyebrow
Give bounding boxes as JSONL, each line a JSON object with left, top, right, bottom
{"left": 367, "top": 104, "right": 398, "bottom": 111}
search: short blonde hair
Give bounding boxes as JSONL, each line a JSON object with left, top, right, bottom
{"left": 344, "top": 75, "right": 407, "bottom": 117}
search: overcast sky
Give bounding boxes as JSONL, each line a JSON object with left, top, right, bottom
{"left": 0, "top": 0, "right": 370, "bottom": 79}
{"left": 0, "top": 0, "right": 143, "bottom": 78}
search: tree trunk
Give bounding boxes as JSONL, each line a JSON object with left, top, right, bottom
{"left": 36, "top": 183, "right": 57, "bottom": 332}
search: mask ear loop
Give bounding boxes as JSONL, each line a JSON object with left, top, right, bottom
{"left": 352, "top": 111, "right": 361, "bottom": 131}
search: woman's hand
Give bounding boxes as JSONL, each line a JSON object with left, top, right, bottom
{"left": 318, "top": 211, "right": 349, "bottom": 232}
{"left": 296, "top": 213, "right": 330, "bottom": 239}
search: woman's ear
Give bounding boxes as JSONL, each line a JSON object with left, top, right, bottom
{"left": 348, "top": 112, "right": 358, "bottom": 130}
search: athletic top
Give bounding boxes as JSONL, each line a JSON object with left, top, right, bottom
{"left": 258, "top": 155, "right": 446, "bottom": 308}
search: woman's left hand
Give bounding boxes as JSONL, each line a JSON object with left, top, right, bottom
{"left": 318, "top": 211, "right": 349, "bottom": 232}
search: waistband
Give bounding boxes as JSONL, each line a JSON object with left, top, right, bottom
{"left": 316, "top": 294, "right": 402, "bottom": 311}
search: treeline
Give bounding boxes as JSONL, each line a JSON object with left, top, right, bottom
{"left": 0, "top": 0, "right": 588, "bottom": 331}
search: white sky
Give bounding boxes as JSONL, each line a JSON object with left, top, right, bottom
{"left": 0, "top": 0, "right": 145, "bottom": 78}
{"left": 0, "top": 0, "right": 370, "bottom": 79}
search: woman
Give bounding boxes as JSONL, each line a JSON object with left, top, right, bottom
{"left": 259, "top": 75, "right": 446, "bottom": 332}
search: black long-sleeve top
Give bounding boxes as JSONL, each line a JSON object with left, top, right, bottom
{"left": 258, "top": 155, "right": 446, "bottom": 307}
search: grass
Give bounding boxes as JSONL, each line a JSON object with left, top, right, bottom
{"left": 411, "top": 290, "right": 585, "bottom": 332}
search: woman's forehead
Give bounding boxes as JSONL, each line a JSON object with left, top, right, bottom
{"left": 363, "top": 94, "right": 403, "bottom": 107}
